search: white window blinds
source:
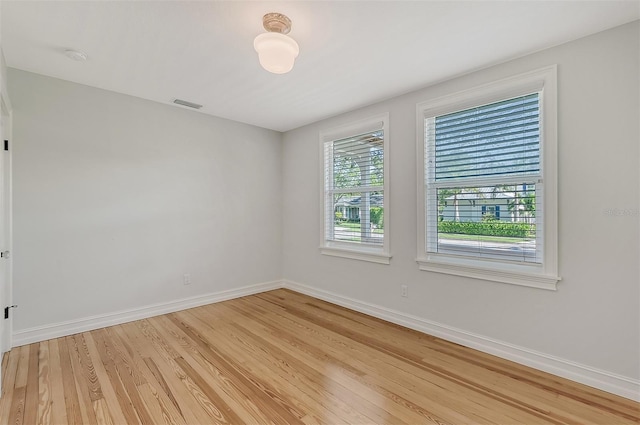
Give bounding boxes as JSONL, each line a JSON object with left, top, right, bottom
{"left": 432, "top": 94, "right": 540, "bottom": 181}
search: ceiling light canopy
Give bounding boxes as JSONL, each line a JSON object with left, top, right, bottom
{"left": 254, "top": 13, "right": 299, "bottom": 74}
{"left": 64, "top": 49, "right": 87, "bottom": 61}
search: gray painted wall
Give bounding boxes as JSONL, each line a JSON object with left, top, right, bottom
{"left": 9, "top": 69, "right": 282, "bottom": 331}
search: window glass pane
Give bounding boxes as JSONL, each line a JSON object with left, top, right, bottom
{"left": 431, "top": 184, "right": 539, "bottom": 263}
{"left": 333, "top": 131, "right": 384, "bottom": 188}
{"left": 331, "top": 191, "right": 384, "bottom": 245}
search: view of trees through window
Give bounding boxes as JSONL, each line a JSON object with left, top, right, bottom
{"left": 434, "top": 184, "right": 537, "bottom": 261}
{"left": 329, "top": 131, "right": 384, "bottom": 244}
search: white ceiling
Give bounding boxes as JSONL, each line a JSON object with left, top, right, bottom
{"left": 2, "top": 1, "right": 638, "bottom": 132}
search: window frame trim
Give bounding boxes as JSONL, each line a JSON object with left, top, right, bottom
{"left": 319, "top": 113, "right": 391, "bottom": 264}
{"left": 416, "top": 66, "right": 560, "bottom": 290}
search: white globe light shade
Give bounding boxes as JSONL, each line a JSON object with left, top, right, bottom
{"left": 253, "top": 32, "right": 299, "bottom": 74}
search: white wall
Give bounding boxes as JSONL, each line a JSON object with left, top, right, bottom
{"left": 1, "top": 52, "right": 7, "bottom": 101}
{"left": 9, "top": 69, "right": 282, "bottom": 331}
{"left": 282, "top": 20, "right": 639, "bottom": 383}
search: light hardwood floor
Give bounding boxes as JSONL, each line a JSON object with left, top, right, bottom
{"left": 0, "top": 289, "right": 638, "bottom": 424}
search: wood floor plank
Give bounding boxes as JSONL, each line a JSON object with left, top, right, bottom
{"left": 0, "top": 289, "right": 638, "bottom": 425}
{"left": 141, "top": 356, "right": 182, "bottom": 416}
{"left": 36, "top": 341, "right": 53, "bottom": 425}
{"left": 7, "top": 386, "right": 25, "bottom": 425}
{"left": 0, "top": 349, "right": 20, "bottom": 425}
{"left": 1, "top": 352, "right": 8, "bottom": 387}
{"left": 174, "top": 356, "right": 245, "bottom": 425}
{"left": 102, "top": 327, "right": 147, "bottom": 387}
{"left": 46, "top": 339, "right": 68, "bottom": 425}
{"left": 82, "top": 333, "right": 126, "bottom": 425}
{"left": 66, "top": 335, "right": 99, "bottom": 425}
{"left": 92, "top": 398, "right": 115, "bottom": 425}
{"left": 58, "top": 337, "right": 84, "bottom": 425}
{"left": 12, "top": 346, "right": 29, "bottom": 389}
{"left": 136, "top": 382, "right": 185, "bottom": 425}
{"left": 71, "top": 333, "right": 103, "bottom": 402}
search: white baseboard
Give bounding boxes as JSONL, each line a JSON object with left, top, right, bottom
{"left": 12, "top": 280, "right": 282, "bottom": 347}
{"left": 282, "top": 279, "right": 640, "bottom": 402}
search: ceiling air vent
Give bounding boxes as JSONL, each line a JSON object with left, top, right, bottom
{"left": 173, "top": 99, "right": 203, "bottom": 109}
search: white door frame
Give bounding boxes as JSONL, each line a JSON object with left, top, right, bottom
{"left": 0, "top": 91, "right": 13, "bottom": 395}
{"left": 1, "top": 95, "right": 12, "bottom": 350}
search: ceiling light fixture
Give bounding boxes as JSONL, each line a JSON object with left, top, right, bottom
{"left": 253, "top": 13, "right": 299, "bottom": 74}
{"left": 64, "top": 49, "right": 88, "bottom": 61}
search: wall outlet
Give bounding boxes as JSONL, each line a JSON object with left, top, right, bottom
{"left": 401, "top": 284, "right": 408, "bottom": 298}
{"left": 183, "top": 274, "right": 191, "bottom": 285}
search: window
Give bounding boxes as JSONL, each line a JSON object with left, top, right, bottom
{"left": 417, "top": 67, "right": 559, "bottom": 289}
{"left": 320, "top": 113, "right": 390, "bottom": 264}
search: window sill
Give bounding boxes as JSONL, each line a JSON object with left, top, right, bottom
{"left": 416, "top": 257, "right": 560, "bottom": 290}
{"left": 320, "top": 246, "right": 391, "bottom": 264}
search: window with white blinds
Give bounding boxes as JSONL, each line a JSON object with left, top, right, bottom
{"left": 417, "top": 67, "right": 559, "bottom": 289}
{"left": 320, "top": 114, "right": 390, "bottom": 264}
{"left": 426, "top": 93, "right": 542, "bottom": 264}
